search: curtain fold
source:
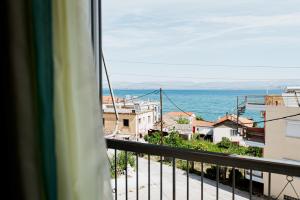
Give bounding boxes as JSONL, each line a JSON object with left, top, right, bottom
{"left": 52, "top": 0, "right": 112, "bottom": 199}
{"left": 32, "top": 0, "right": 57, "bottom": 199}
{"left": 7, "top": 0, "right": 45, "bottom": 199}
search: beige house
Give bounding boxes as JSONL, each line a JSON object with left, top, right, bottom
{"left": 246, "top": 87, "right": 300, "bottom": 199}
{"left": 263, "top": 106, "right": 300, "bottom": 199}
{"left": 103, "top": 96, "right": 160, "bottom": 138}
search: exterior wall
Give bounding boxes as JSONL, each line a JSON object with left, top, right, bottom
{"left": 137, "top": 111, "right": 155, "bottom": 135}
{"left": 213, "top": 127, "right": 232, "bottom": 143}
{"left": 213, "top": 127, "right": 245, "bottom": 145}
{"left": 103, "top": 113, "right": 137, "bottom": 135}
{"left": 195, "top": 126, "right": 213, "bottom": 135}
{"left": 263, "top": 106, "right": 300, "bottom": 199}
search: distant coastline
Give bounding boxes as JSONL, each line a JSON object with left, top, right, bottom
{"left": 103, "top": 89, "right": 281, "bottom": 122}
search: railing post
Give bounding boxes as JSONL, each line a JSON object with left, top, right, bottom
{"left": 136, "top": 153, "right": 139, "bottom": 200}
{"left": 232, "top": 167, "right": 235, "bottom": 200}
{"left": 187, "top": 161, "right": 189, "bottom": 200}
{"left": 148, "top": 154, "right": 150, "bottom": 200}
{"left": 125, "top": 151, "right": 128, "bottom": 200}
{"left": 268, "top": 172, "right": 271, "bottom": 199}
{"left": 114, "top": 149, "right": 117, "bottom": 200}
{"left": 249, "top": 169, "right": 253, "bottom": 200}
{"left": 201, "top": 162, "right": 204, "bottom": 200}
{"left": 216, "top": 165, "right": 219, "bottom": 200}
{"left": 172, "top": 158, "right": 176, "bottom": 200}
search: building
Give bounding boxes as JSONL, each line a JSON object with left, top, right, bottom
{"left": 212, "top": 114, "right": 254, "bottom": 145}
{"left": 245, "top": 87, "right": 300, "bottom": 199}
{"left": 244, "top": 127, "right": 265, "bottom": 147}
{"left": 164, "top": 112, "right": 195, "bottom": 123}
{"left": 103, "top": 96, "right": 160, "bottom": 138}
{"left": 192, "top": 119, "right": 214, "bottom": 140}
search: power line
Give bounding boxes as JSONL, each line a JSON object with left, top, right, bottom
{"left": 163, "top": 91, "right": 194, "bottom": 117}
{"left": 123, "top": 90, "right": 159, "bottom": 102}
{"left": 110, "top": 72, "right": 300, "bottom": 81}
{"left": 107, "top": 60, "right": 300, "bottom": 69}
{"left": 245, "top": 113, "right": 300, "bottom": 124}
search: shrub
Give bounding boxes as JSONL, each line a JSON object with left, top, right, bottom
{"left": 205, "top": 166, "right": 217, "bottom": 180}
{"left": 110, "top": 151, "right": 135, "bottom": 178}
{"left": 229, "top": 168, "right": 243, "bottom": 185}
{"left": 164, "top": 131, "right": 183, "bottom": 147}
{"left": 176, "top": 117, "right": 189, "bottom": 124}
{"left": 144, "top": 132, "right": 162, "bottom": 145}
{"left": 245, "top": 147, "right": 263, "bottom": 157}
{"left": 217, "top": 137, "right": 232, "bottom": 149}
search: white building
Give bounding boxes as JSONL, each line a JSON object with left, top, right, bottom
{"left": 212, "top": 114, "right": 254, "bottom": 146}
{"left": 192, "top": 119, "right": 214, "bottom": 140}
{"left": 102, "top": 96, "right": 160, "bottom": 138}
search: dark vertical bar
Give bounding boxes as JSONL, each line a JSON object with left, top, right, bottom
{"left": 114, "top": 149, "right": 117, "bottom": 200}
{"left": 232, "top": 167, "right": 235, "bottom": 200}
{"left": 136, "top": 154, "right": 139, "bottom": 200}
{"left": 125, "top": 151, "right": 128, "bottom": 200}
{"left": 160, "top": 156, "right": 163, "bottom": 200}
{"left": 201, "top": 163, "right": 204, "bottom": 200}
{"left": 148, "top": 154, "right": 150, "bottom": 200}
{"left": 187, "top": 161, "right": 189, "bottom": 200}
{"left": 268, "top": 172, "right": 271, "bottom": 199}
{"left": 249, "top": 169, "right": 252, "bottom": 200}
{"left": 160, "top": 88, "right": 163, "bottom": 200}
{"left": 172, "top": 158, "right": 176, "bottom": 200}
{"left": 216, "top": 165, "right": 219, "bottom": 200}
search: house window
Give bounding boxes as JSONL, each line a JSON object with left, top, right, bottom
{"left": 286, "top": 120, "right": 300, "bottom": 138}
{"left": 230, "top": 129, "right": 238, "bottom": 136}
{"left": 138, "top": 118, "right": 141, "bottom": 124}
{"left": 148, "top": 116, "right": 151, "bottom": 123}
{"left": 123, "top": 119, "right": 129, "bottom": 127}
{"left": 103, "top": 118, "right": 105, "bottom": 126}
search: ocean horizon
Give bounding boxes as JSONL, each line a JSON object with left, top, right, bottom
{"left": 103, "top": 89, "right": 281, "bottom": 122}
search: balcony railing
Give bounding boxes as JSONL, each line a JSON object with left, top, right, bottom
{"left": 106, "top": 139, "right": 300, "bottom": 200}
{"left": 245, "top": 95, "right": 300, "bottom": 109}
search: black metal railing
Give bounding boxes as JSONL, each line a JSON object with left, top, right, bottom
{"left": 106, "top": 139, "right": 300, "bottom": 200}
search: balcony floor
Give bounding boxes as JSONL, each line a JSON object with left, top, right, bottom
{"left": 111, "top": 157, "right": 265, "bottom": 200}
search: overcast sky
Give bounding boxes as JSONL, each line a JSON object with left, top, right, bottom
{"left": 102, "top": 0, "right": 300, "bottom": 85}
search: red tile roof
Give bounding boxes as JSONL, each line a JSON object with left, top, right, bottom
{"left": 165, "top": 111, "right": 194, "bottom": 117}
{"left": 213, "top": 114, "right": 253, "bottom": 127}
{"left": 102, "top": 96, "right": 123, "bottom": 104}
{"left": 192, "top": 119, "right": 214, "bottom": 127}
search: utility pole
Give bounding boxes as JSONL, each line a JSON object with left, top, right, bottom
{"left": 236, "top": 96, "right": 239, "bottom": 135}
{"left": 160, "top": 88, "right": 163, "bottom": 144}
{"left": 159, "top": 87, "right": 163, "bottom": 200}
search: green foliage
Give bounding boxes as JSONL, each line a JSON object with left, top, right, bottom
{"left": 229, "top": 168, "right": 243, "bottom": 185}
{"left": 144, "top": 132, "right": 162, "bottom": 145}
{"left": 196, "top": 116, "right": 204, "bottom": 120}
{"left": 217, "top": 137, "right": 233, "bottom": 149}
{"left": 164, "top": 131, "right": 183, "bottom": 147}
{"left": 110, "top": 151, "right": 135, "bottom": 178}
{"left": 245, "top": 146, "right": 263, "bottom": 157}
{"left": 176, "top": 117, "right": 189, "bottom": 124}
{"left": 144, "top": 132, "right": 262, "bottom": 157}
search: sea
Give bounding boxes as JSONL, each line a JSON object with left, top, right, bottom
{"left": 103, "top": 89, "right": 281, "bottom": 123}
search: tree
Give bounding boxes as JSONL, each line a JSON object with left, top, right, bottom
{"left": 176, "top": 117, "right": 189, "bottom": 124}
{"left": 196, "top": 115, "right": 204, "bottom": 120}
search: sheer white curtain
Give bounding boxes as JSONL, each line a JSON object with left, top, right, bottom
{"left": 52, "top": 0, "right": 112, "bottom": 199}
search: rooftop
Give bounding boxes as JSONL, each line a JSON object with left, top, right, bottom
{"left": 192, "top": 119, "right": 214, "bottom": 127}
{"left": 213, "top": 114, "right": 254, "bottom": 128}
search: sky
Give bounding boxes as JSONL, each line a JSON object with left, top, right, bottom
{"left": 102, "top": 0, "right": 300, "bottom": 88}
